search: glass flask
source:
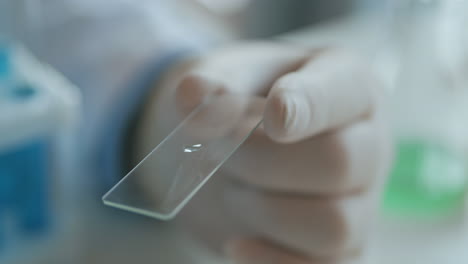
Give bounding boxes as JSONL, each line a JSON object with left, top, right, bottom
{"left": 383, "top": 0, "right": 468, "bottom": 219}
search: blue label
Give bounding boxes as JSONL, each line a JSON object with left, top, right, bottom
{"left": 0, "top": 45, "right": 10, "bottom": 79}
{"left": 0, "top": 138, "right": 51, "bottom": 252}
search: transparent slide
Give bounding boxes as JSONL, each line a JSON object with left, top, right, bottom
{"left": 103, "top": 94, "right": 264, "bottom": 220}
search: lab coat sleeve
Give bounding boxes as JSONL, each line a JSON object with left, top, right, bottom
{"left": 17, "top": 1, "right": 210, "bottom": 192}
{"left": 97, "top": 49, "right": 194, "bottom": 189}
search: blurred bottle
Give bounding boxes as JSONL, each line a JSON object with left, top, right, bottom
{"left": 0, "top": 1, "right": 81, "bottom": 257}
{"left": 383, "top": 0, "right": 468, "bottom": 220}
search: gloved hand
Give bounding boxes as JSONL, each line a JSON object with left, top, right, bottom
{"left": 134, "top": 43, "right": 392, "bottom": 264}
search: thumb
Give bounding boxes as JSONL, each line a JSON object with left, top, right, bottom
{"left": 175, "top": 43, "right": 309, "bottom": 115}
{"left": 264, "top": 49, "right": 381, "bottom": 143}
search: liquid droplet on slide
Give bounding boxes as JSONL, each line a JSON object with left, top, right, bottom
{"left": 184, "top": 144, "right": 202, "bottom": 153}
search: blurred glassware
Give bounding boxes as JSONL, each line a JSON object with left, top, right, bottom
{"left": 383, "top": 0, "right": 468, "bottom": 219}
{"left": 0, "top": 0, "right": 81, "bottom": 258}
{"left": 183, "top": 0, "right": 356, "bottom": 39}
{"left": 192, "top": 0, "right": 251, "bottom": 15}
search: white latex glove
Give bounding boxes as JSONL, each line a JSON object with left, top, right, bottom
{"left": 134, "top": 42, "right": 392, "bottom": 264}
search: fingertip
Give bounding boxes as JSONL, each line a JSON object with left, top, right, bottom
{"left": 264, "top": 91, "right": 291, "bottom": 143}
{"left": 224, "top": 238, "right": 268, "bottom": 264}
{"left": 264, "top": 73, "right": 329, "bottom": 143}
{"left": 176, "top": 74, "right": 206, "bottom": 115}
{"left": 225, "top": 238, "right": 313, "bottom": 264}
{"left": 176, "top": 74, "right": 224, "bottom": 115}
{"left": 224, "top": 238, "right": 245, "bottom": 259}
{"left": 264, "top": 88, "right": 308, "bottom": 144}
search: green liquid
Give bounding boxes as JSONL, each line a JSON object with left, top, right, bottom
{"left": 382, "top": 140, "right": 467, "bottom": 217}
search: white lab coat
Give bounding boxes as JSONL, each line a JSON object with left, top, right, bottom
{"left": 1, "top": 0, "right": 214, "bottom": 189}
{"left": 1, "top": 2, "right": 224, "bottom": 263}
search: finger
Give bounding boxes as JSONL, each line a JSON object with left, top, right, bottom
{"left": 178, "top": 94, "right": 251, "bottom": 141}
{"left": 224, "top": 117, "right": 391, "bottom": 195}
{"left": 225, "top": 238, "right": 366, "bottom": 264}
{"left": 264, "top": 49, "right": 382, "bottom": 143}
{"left": 176, "top": 43, "right": 309, "bottom": 115}
{"left": 224, "top": 184, "right": 378, "bottom": 259}
{"left": 225, "top": 238, "right": 312, "bottom": 264}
